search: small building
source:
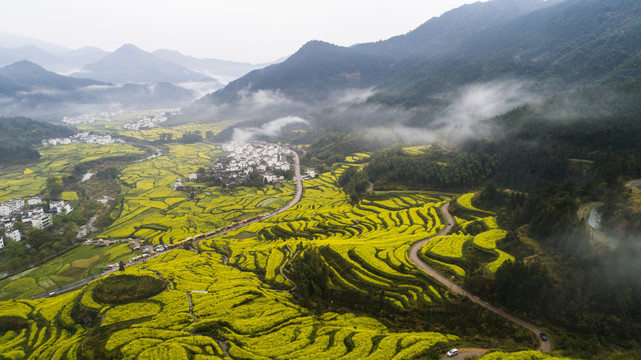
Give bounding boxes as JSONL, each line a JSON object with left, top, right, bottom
{"left": 5, "top": 229, "right": 21, "bottom": 242}
{"left": 305, "top": 169, "right": 317, "bottom": 178}
{"left": 0, "top": 205, "right": 10, "bottom": 217}
{"left": 28, "top": 207, "right": 44, "bottom": 217}
{"left": 0, "top": 236, "right": 4, "bottom": 250}
{"left": 174, "top": 180, "right": 185, "bottom": 191}
{"left": 30, "top": 213, "right": 53, "bottom": 230}
{"left": 27, "top": 196, "right": 42, "bottom": 206}
{"left": 188, "top": 172, "right": 198, "bottom": 181}
{"left": 49, "top": 200, "right": 72, "bottom": 215}
{"left": 263, "top": 174, "right": 278, "bottom": 183}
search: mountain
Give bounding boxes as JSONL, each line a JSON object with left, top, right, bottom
{"left": 377, "top": 0, "right": 641, "bottom": 105}
{"left": 0, "top": 60, "right": 196, "bottom": 121}
{"left": 152, "top": 49, "right": 269, "bottom": 84}
{"left": 0, "top": 32, "right": 70, "bottom": 54}
{"left": 0, "top": 45, "right": 110, "bottom": 74}
{"left": 72, "top": 44, "right": 216, "bottom": 84}
{"left": 210, "top": 40, "right": 391, "bottom": 102}
{"left": 0, "top": 60, "right": 105, "bottom": 91}
{"left": 0, "top": 45, "right": 58, "bottom": 67}
{"left": 206, "top": 0, "right": 641, "bottom": 106}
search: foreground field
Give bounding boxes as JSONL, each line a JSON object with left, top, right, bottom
{"left": 0, "top": 160, "right": 571, "bottom": 359}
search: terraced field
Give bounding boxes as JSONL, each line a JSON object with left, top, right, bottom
{"left": 98, "top": 143, "right": 294, "bottom": 244}
{"left": 120, "top": 121, "right": 239, "bottom": 142}
{"left": 0, "top": 160, "right": 560, "bottom": 359}
{"left": 0, "top": 249, "right": 460, "bottom": 359}
{"left": 0, "top": 143, "right": 144, "bottom": 203}
{"left": 418, "top": 210, "right": 514, "bottom": 280}
{"left": 207, "top": 168, "right": 459, "bottom": 310}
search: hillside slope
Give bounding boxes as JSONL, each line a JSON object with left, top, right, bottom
{"left": 206, "top": 0, "right": 641, "bottom": 106}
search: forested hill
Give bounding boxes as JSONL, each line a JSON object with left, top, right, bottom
{"left": 0, "top": 117, "right": 75, "bottom": 163}
{"left": 363, "top": 77, "right": 641, "bottom": 192}
{"left": 205, "top": 0, "right": 641, "bottom": 105}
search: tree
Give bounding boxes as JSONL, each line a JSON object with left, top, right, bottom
{"left": 1, "top": 240, "right": 27, "bottom": 270}
{"left": 43, "top": 176, "right": 63, "bottom": 199}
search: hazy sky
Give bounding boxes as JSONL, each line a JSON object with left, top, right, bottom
{"left": 1, "top": 0, "right": 484, "bottom": 63}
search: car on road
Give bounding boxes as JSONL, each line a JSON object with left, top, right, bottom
{"left": 540, "top": 332, "right": 548, "bottom": 341}
{"left": 447, "top": 348, "right": 458, "bottom": 357}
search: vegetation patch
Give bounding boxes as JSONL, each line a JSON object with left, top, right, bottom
{"left": 93, "top": 275, "right": 165, "bottom": 304}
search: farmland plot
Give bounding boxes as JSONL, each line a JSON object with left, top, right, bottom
{"left": 99, "top": 143, "right": 294, "bottom": 244}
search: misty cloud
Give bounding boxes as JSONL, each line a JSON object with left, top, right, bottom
{"left": 232, "top": 116, "right": 310, "bottom": 142}
{"left": 363, "top": 125, "right": 439, "bottom": 145}
{"left": 434, "top": 80, "right": 538, "bottom": 129}
{"left": 239, "top": 89, "right": 296, "bottom": 109}
{"left": 328, "top": 87, "right": 375, "bottom": 105}
{"left": 364, "top": 80, "right": 539, "bottom": 145}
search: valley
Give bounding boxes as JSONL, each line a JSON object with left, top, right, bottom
{"left": 2, "top": 0, "right": 641, "bottom": 359}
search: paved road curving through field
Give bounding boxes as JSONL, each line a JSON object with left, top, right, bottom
{"left": 408, "top": 203, "right": 551, "bottom": 353}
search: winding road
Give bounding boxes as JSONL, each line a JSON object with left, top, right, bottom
{"left": 408, "top": 203, "right": 551, "bottom": 353}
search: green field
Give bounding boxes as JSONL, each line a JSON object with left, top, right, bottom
{"left": 0, "top": 243, "right": 136, "bottom": 300}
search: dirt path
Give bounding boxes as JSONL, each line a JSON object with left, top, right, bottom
{"left": 218, "top": 340, "right": 232, "bottom": 359}
{"left": 408, "top": 203, "right": 551, "bottom": 353}
{"left": 185, "top": 291, "right": 198, "bottom": 323}
{"left": 278, "top": 245, "right": 297, "bottom": 292}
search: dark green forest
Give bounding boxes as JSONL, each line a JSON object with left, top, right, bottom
{"left": 362, "top": 79, "right": 641, "bottom": 193}
{"left": 0, "top": 117, "right": 75, "bottom": 163}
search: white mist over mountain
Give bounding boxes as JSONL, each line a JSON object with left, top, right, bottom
{"left": 364, "top": 80, "right": 538, "bottom": 145}
{"left": 232, "top": 116, "right": 310, "bottom": 142}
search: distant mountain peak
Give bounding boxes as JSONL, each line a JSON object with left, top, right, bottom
{"left": 114, "top": 43, "right": 145, "bottom": 53}
{"left": 5, "top": 59, "right": 43, "bottom": 70}
{"left": 73, "top": 43, "right": 215, "bottom": 84}
{"left": 0, "top": 59, "right": 105, "bottom": 91}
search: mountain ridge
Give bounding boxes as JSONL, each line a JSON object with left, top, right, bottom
{"left": 0, "top": 60, "right": 105, "bottom": 91}
{"left": 204, "top": 0, "right": 641, "bottom": 107}
{"left": 72, "top": 44, "right": 216, "bottom": 84}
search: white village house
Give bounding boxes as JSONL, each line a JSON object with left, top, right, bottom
{"left": 0, "top": 205, "right": 10, "bottom": 217}
{"left": 5, "top": 229, "right": 21, "bottom": 242}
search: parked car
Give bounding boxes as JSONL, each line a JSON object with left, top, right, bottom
{"left": 447, "top": 348, "right": 458, "bottom": 357}
{"left": 540, "top": 332, "right": 548, "bottom": 341}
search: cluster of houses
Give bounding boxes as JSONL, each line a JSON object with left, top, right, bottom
{"left": 122, "top": 109, "right": 179, "bottom": 131}
{"left": 62, "top": 111, "right": 126, "bottom": 125}
{"left": 42, "top": 132, "right": 116, "bottom": 146}
{"left": 0, "top": 196, "right": 73, "bottom": 249}
{"left": 198, "top": 142, "right": 294, "bottom": 187}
